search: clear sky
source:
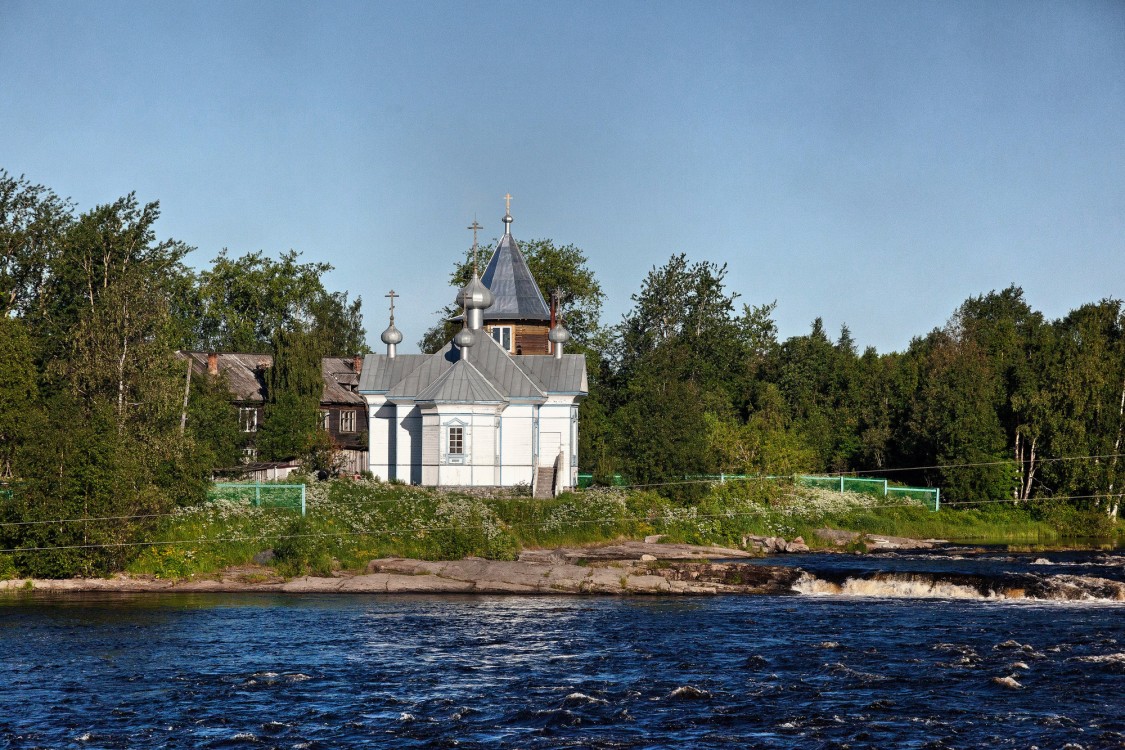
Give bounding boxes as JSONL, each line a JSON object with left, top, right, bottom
{"left": 2, "top": 1, "right": 1122, "bottom": 353}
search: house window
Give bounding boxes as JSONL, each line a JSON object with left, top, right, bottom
{"left": 319, "top": 410, "right": 330, "bottom": 430}
{"left": 490, "top": 325, "right": 513, "bottom": 352}
{"left": 239, "top": 407, "right": 258, "bottom": 432}
{"left": 448, "top": 425, "right": 464, "bottom": 455}
{"left": 340, "top": 410, "right": 356, "bottom": 433}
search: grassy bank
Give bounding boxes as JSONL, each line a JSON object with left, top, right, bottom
{"left": 115, "top": 478, "right": 1124, "bottom": 580}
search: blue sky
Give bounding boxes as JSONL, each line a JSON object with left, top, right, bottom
{"left": 2, "top": 1, "right": 1122, "bottom": 353}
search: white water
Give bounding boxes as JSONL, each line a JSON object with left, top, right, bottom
{"left": 791, "top": 572, "right": 1125, "bottom": 602}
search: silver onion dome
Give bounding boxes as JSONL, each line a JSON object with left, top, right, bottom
{"left": 457, "top": 274, "right": 493, "bottom": 332}
{"left": 548, "top": 321, "right": 571, "bottom": 344}
{"left": 453, "top": 326, "right": 475, "bottom": 348}
{"left": 456, "top": 274, "right": 493, "bottom": 310}
{"left": 380, "top": 323, "right": 403, "bottom": 345}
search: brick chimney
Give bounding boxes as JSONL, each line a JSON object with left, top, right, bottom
{"left": 352, "top": 354, "right": 363, "bottom": 374}
{"left": 207, "top": 352, "right": 218, "bottom": 376}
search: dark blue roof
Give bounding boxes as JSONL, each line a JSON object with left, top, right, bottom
{"left": 480, "top": 233, "right": 551, "bottom": 322}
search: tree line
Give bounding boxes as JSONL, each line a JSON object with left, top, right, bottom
{"left": 0, "top": 171, "right": 365, "bottom": 575}
{"left": 1, "top": 171, "right": 1121, "bottom": 575}
{"left": 584, "top": 258, "right": 1123, "bottom": 522}
{"left": 418, "top": 217, "right": 1124, "bottom": 523}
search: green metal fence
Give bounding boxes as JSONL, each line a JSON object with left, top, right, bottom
{"left": 207, "top": 483, "right": 306, "bottom": 515}
{"left": 576, "top": 473, "right": 940, "bottom": 511}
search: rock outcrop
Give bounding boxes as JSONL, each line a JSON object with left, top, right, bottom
{"left": 0, "top": 550, "right": 805, "bottom": 597}
{"left": 814, "top": 528, "right": 943, "bottom": 550}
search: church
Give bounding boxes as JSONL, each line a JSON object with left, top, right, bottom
{"left": 358, "top": 201, "right": 587, "bottom": 496}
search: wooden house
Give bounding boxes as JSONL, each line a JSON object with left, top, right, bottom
{"left": 179, "top": 351, "right": 369, "bottom": 475}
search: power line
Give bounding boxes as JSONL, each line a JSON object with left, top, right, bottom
{"left": 0, "top": 492, "right": 1109, "bottom": 555}
{"left": 822, "top": 453, "right": 1125, "bottom": 477}
{"left": 2, "top": 451, "right": 1122, "bottom": 530}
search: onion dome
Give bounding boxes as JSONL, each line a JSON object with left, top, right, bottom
{"left": 453, "top": 326, "right": 476, "bottom": 348}
{"left": 548, "top": 321, "right": 571, "bottom": 345}
{"left": 380, "top": 323, "right": 403, "bottom": 345}
{"left": 455, "top": 274, "right": 494, "bottom": 310}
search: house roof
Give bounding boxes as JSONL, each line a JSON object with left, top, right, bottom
{"left": 480, "top": 232, "right": 551, "bottom": 322}
{"left": 178, "top": 352, "right": 366, "bottom": 405}
{"left": 415, "top": 359, "right": 507, "bottom": 404}
{"left": 181, "top": 352, "right": 269, "bottom": 402}
{"left": 320, "top": 357, "right": 368, "bottom": 405}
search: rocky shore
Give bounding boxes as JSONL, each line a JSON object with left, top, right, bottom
{"left": 0, "top": 542, "right": 808, "bottom": 596}
{"left": 0, "top": 532, "right": 949, "bottom": 597}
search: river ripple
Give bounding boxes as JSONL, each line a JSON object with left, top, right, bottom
{"left": 1, "top": 575, "right": 1123, "bottom": 748}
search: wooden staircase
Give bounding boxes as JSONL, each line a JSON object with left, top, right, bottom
{"left": 534, "top": 466, "right": 556, "bottom": 498}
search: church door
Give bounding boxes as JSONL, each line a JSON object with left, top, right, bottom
{"left": 539, "top": 432, "right": 561, "bottom": 467}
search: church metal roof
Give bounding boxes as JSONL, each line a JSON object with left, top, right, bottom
{"left": 480, "top": 233, "right": 551, "bottom": 322}
{"left": 415, "top": 359, "right": 507, "bottom": 404}
{"left": 360, "top": 338, "right": 586, "bottom": 403}
{"left": 514, "top": 353, "right": 588, "bottom": 394}
{"left": 357, "top": 353, "right": 429, "bottom": 394}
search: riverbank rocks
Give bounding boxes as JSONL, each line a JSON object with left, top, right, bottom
{"left": 1, "top": 552, "right": 806, "bottom": 597}
{"left": 785, "top": 537, "right": 810, "bottom": 553}
{"left": 815, "top": 528, "right": 941, "bottom": 551}
{"left": 517, "top": 541, "right": 751, "bottom": 564}
{"left": 738, "top": 535, "right": 809, "bottom": 553}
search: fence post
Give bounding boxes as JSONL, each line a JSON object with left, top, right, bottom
{"left": 883, "top": 479, "right": 888, "bottom": 496}
{"left": 839, "top": 476, "right": 845, "bottom": 493}
{"left": 935, "top": 488, "right": 940, "bottom": 512}
{"left": 720, "top": 473, "right": 725, "bottom": 484}
{"left": 255, "top": 483, "right": 261, "bottom": 508}
{"left": 301, "top": 484, "right": 306, "bottom": 517}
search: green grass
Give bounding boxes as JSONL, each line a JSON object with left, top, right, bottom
{"left": 124, "top": 478, "right": 1124, "bottom": 580}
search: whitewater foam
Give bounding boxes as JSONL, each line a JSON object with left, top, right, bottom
{"left": 792, "top": 571, "right": 1125, "bottom": 602}
{"left": 1073, "top": 652, "right": 1125, "bottom": 666}
{"left": 793, "top": 573, "right": 995, "bottom": 600}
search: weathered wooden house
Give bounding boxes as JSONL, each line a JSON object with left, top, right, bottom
{"left": 179, "top": 351, "right": 369, "bottom": 475}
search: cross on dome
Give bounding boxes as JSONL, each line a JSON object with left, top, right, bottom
{"left": 467, "top": 218, "right": 483, "bottom": 272}
{"left": 385, "top": 289, "right": 399, "bottom": 323}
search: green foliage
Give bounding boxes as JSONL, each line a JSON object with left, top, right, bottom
{"left": 185, "top": 369, "right": 246, "bottom": 469}
{"left": 256, "top": 328, "right": 324, "bottom": 461}
{"left": 191, "top": 249, "right": 366, "bottom": 355}
{"left": 0, "top": 170, "right": 73, "bottom": 319}
{"left": 0, "top": 317, "right": 38, "bottom": 475}
{"left": 0, "top": 553, "right": 17, "bottom": 580}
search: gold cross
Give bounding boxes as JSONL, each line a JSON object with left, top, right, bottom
{"left": 504, "top": 192, "right": 513, "bottom": 213}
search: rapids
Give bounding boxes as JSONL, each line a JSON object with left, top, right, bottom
{"left": 1, "top": 549, "right": 1122, "bottom": 748}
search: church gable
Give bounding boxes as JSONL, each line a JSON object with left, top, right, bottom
{"left": 415, "top": 360, "right": 507, "bottom": 405}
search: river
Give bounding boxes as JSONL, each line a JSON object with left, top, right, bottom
{"left": 1, "top": 549, "right": 1123, "bottom": 748}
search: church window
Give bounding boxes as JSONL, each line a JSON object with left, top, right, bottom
{"left": 340, "top": 410, "right": 357, "bottom": 433}
{"left": 239, "top": 407, "right": 258, "bottom": 432}
{"left": 448, "top": 426, "right": 464, "bottom": 455}
{"left": 490, "top": 325, "right": 513, "bottom": 352}
{"left": 319, "top": 410, "right": 330, "bottom": 430}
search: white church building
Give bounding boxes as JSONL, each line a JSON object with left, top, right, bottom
{"left": 358, "top": 204, "right": 587, "bottom": 496}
